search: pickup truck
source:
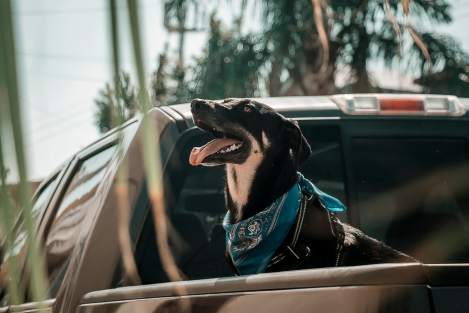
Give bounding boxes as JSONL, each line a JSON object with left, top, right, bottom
{"left": 1, "top": 95, "right": 469, "bottom": 313}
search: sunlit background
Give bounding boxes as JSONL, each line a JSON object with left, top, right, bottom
{"left": 7, "top": 0, "right": 469, "bottom": 182}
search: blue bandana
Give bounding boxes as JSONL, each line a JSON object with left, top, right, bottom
{"left": 223, "top": 172, "right": 346, "bottom": 275}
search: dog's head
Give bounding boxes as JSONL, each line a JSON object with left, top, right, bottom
{"left": 189, "top": 98, "right": 311, "bottom": 169}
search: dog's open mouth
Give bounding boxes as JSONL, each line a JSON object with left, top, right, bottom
{"left": 189, "top": 120, "right": 244, "bottom": 166}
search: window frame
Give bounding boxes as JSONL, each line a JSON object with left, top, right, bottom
{"left": 53, "top": 111, "right": 172, "bottom": 313}
{"left": 0, "top": 160, "right": 70, "bottom": 307}
{"left": 39, "top": 140, "right": 119, "bottom": 249}
{"left": 39, "top": 117, "right": 141, "bottom": 237}
{"left": 0, "top": 162, "right": 67, "bottom": 254}
{"left": 39, "top": 138, "right": 119, "bottom": 297}
{"left": 1, "top": 148, "right": 101, "bottom": 309}
{"left": 8, "top": 119, "right": 138, "bottom": 311}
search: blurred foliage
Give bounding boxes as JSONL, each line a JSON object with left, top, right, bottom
{"left": 95, "top": 0, "right": 469, "bottom": 132}
{"left": 413, "top": 34, "right": 469, "bottom": 97}
{"left": 1, "top": 0, "right": 48, "bottom": 305}
{"left": 94, "top": 72, "right": 137, "bottom": 133}
{"left": 189, "top": 17, "right": 268, "bottom": 100}
{"left": 152, "top": 52, "right": 170, "bottom": 105}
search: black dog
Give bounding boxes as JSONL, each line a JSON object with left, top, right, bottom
{"left": 189, "top": 98, "right": 416, "bottom": 274}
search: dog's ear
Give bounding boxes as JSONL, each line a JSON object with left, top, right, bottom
{"left": 284, "top": 119, "right": 312, "bottom": 166}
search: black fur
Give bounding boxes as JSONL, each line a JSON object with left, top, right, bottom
{"left": 190, "top": 98, "right": 417, "bottom": 271}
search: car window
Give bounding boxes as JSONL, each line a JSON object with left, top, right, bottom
{"left": 300, "top": 124, "right": 347, "bottom": 209}
{"left": 0, "top": 173, "right": 60, "bottom": 304}
{"left": 44, "top": 144, "right": 117, "bottom": 297}
{"left": 352, "top": 138, "right": 469, "bottom": 263}
{"left": 32, "top": 175, "right": 61, "bottom": 220}
{"left": 2, "top": 173, "right": 60, "bottom": 262}
{"left": 135, "top": 123, "right": 346, "bottom": 283}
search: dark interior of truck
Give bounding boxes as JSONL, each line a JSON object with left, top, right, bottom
{"left": 134, "top": 123, "right": 469, "bottom": 284}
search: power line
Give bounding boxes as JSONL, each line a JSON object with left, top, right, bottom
{"left": 24, "top": 70, "right": 108, "bottom": 83}
{"left": 31, "top": 112, "right": 94, "bottom": 138}
{"left": 30, "top": 112, "right": 95, "bottom": 144}
{"left": 33, "top": 123, "right": 96, "bottom": 146}
{"left": 13, "top": 7, "right": 108, "bottom": 16}
{"left": 13, "top": 2, "right": 160, "bottom": 16}
{"left": 26, "top": 96, "right": 97, "bottom": 134}
{"left": 29, "top": 106, "right": 95, "bottom": 133}
{"left": 29, "top": 102, "right": 95, "bottom": 133}
{"left": 26, "top": 120, "right": 97, "bottom": 154}
{"left": 17, "top": 51, "right": 155, "bottom": 67}
{"left": 25, "top": 109, "right": 103, "bottom": 148}
{"left": 17, "top": 51, "right": 110, "bottom": 63}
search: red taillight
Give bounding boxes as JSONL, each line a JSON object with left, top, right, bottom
{"left": 331, "top": 94, "right": 465, "bottom": 116}
{"left": 379, "top": 98, "right": 424, "bottom": 112}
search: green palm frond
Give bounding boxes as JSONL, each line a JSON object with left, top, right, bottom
{"left": 0, "top": 0, "right": 48, "bottom": 305}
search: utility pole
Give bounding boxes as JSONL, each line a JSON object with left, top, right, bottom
{"left": 163, "top": 2, "right": 204, "bottom": 68}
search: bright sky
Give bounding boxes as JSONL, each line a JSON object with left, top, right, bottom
{"left": 7, "top": 0, "right": 469, "bottom": 181}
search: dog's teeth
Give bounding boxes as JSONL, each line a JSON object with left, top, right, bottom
{"left": 218, "top": 143, "right": 242, "bottom": 154}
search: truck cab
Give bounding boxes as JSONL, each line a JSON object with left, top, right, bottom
{"left": 1, "top": 95, "right": 469, "bottom": 313}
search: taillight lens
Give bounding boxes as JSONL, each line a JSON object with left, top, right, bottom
{"left": 379, "top": 98, "right": 424, "bottom": 112}
{"left": 332, "top": 94, "right": 465, "bottom": 116}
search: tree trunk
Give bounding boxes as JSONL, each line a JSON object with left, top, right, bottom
{"left": 268, "top": 58, "right": 283, "bottom": 96}
{"left": 282, "top": 38, "right": 337, "bottom": 96}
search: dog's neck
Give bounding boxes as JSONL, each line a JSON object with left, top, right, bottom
{"left": 225, "top": 133, "right": 264, "bottom": 222}
{"left": 225, "top": 134, "right": 298, "bottom": 223}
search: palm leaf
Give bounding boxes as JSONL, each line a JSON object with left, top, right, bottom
{"left": 0, "top": 0, "right": 48, "bottom": 305}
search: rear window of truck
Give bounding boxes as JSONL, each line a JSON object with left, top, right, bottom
{"left": 135, "top": 122, "right": 469, "bottom": 285}
{"left": 354, "top": 137, "right": 469, "bottom": 263}
{"left": 136, "top": 124, "right": 346, "bottom": 283}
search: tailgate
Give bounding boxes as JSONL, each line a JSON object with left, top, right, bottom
{"left": 425, "top": 264, "right": 469, "bottom": 313}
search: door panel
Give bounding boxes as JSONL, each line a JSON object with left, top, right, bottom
{"left": 431, "top": 287, "right": 469, "bottom": 313}
{"left": 79, "top": 264, "right": 428, "bottom": 313}
{"left": 79, "top": 285, "right": 430, "bottom": 313}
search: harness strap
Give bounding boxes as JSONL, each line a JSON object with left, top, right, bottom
{"left": 266, "top": 191, "right": 345, "bottom": 271}
{"left": 331, "top": 213, "right": 345, "bottom": 267}
{"left": 266, "top": 193, "right": 310, "bottom": 269}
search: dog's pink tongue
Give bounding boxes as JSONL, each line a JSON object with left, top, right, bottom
{"left": 189, "top": 138, "right": 240, "bottom": 166}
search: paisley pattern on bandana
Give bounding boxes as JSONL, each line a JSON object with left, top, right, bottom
{"left": 223, "top": 172, "right": 346, "bottom": 275}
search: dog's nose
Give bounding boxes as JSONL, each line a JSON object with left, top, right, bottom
{"left": 191, "top": 99, "right": 207, "bottom": 111}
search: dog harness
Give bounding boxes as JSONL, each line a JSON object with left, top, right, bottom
{"left": 223, "top": 172, "right": 346, "bottom": 275}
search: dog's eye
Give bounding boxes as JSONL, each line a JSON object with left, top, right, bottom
{"left": 243, "top": 103, "right": 257, "bottom": 113}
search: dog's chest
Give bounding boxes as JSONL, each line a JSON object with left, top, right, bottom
{"left": 226, "top": 163, "right": 255, "bottom": 218}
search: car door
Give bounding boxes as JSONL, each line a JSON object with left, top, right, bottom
{"left": 6, "top": 120, "right": 138, "bottom": 313}
{"left": 77, "top": 264, "right": 431, "bottom": 313}
{"left": 47, "top": 109, "right": 180, "bottom": 313}
{"left": 0, "top": 162, "right": 69, "bottom": 312}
